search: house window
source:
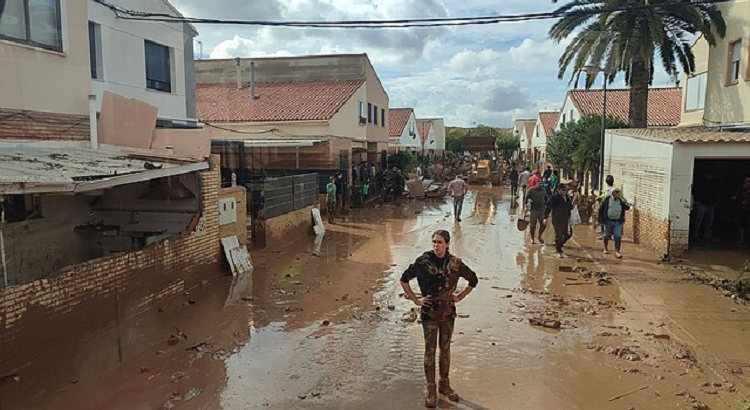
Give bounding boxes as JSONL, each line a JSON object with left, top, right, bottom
{"left": 373, "top": 105, "right": 378, "bottom": 125}
{"left": 88, "top": 21, "right": 103, "bottom": 79}
{"left": 367, "top": 103, "right": 372, "bottom": 123}
{"left": 562, "top": 113, "right": 566, "bottom": 123}
{"left": 0, "top": 0, "right": 62, "bottom": 51}
{"left": 381, "top": 108, "right": 385, "bottom": 127}
{"left": 145, "top": 40, "right": 171, "bottom": 93}
{"left": 569, "top": 109, "right": 574, "bottom": 121}
{"left": 727, "top": 39, "right": 741, "bottom": 85}
{"left": 685, "top": 72, "right": 707, "bottom": 111}
{"left": 3, "top": 194, "right": 42, "bottom": 222}
{"left": 358, "top": 101, "right": 366, "bottom": 125}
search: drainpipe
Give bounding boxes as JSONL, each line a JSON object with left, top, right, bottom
{"left": 235, "top": 57, "right": 241, "bottom": 89}
{"left": 89, "top": 94, "right": 98, "bottom": 149}
{"left": 250, "top": 61, "right": 256, "bottom": 100}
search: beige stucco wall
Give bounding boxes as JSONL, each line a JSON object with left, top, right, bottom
{"left": 704, "top": 1, "right": 750, "bottom": 126}
{"left": 680, "top": 36, "right": 710, "bottom": 126}
{"left": 363, "top": 61, "right": 389, "bottom": 144}
{"left": 0, "top": 0, "right": 90, "bottom": 115}
{"left": 329, "top": 83, "right": 368, "bottom": 141}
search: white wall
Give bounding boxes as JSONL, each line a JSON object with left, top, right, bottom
{"left": 604, "top": 132, "right": 674, "bottom": 220}
{"left": 398, "top": 112, "right": 421, "bottom": 149}
{"left": 555, "top": 96, "right": 580, "bottom": 131}
{"left": 428, "top": 118, "right": 446, "bottom": 150}
{"left": 531, "top": 118, "right": 546, "bottom": 149}
{"left": 88, "top": 0, "right": 193, "bottom": 121}
{"left": 425, "top": 125, "right": 437, "bottom": 151}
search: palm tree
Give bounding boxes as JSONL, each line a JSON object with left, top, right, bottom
{"left": 549, "top": 0, "right": 725, "bottom": 128}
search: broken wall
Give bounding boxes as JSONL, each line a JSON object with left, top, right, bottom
{"left": 0, "top": 156, "right": 222, "bottom": 373}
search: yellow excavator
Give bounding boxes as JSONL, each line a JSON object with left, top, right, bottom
{"left": 468, "top": 159, "right": 491, "bottom": 184}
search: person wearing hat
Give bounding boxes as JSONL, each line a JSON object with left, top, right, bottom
{"left": 544, "top": 183, "right": 574, "bottom": 257}
{"left": 598, "top": 187, "right": 630, "bottom": 258}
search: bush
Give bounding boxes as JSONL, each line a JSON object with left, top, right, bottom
{"left": 387, "top": 151, "right": 417, "bottom": 173}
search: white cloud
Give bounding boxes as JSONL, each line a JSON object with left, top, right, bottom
{"left": 173, "top": 0, "right": 680, "bottom": 126}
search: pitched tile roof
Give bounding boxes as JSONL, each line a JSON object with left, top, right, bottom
{"left": 523, "top": 122, "right": 535, "bottom": 142}
{"left": 196, "top": 79, "right": 364, "bottom": 122}
{"left": 539, "top": 111, "right": 561, "bottom": 137}
{"left": 417, "top": 119, "right": 432, "bottom": 142}
{"left": 389, "top": 108, "right": 413, "bottom": 138}
{"left": 609, "top": 127, "right": 750, "bottom": 144}
{"left": 568, "top": 87, "right": 682, "bottom": 127}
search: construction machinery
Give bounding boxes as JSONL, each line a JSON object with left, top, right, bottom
{"left": 468, "top": 159, "right": 491, "bottom": 184}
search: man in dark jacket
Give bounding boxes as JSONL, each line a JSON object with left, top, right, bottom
{"left": 544, "top": 184, "right": 574, "bottom": 257}
{"left": 598, "top": 187, "right": 630, "bottom": 258}
{"left": 509, "top": 167, "right": 519, "bottom": 198}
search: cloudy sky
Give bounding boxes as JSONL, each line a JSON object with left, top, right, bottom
{"left": 171, "top": 0, "right": 677, "bottom": 127}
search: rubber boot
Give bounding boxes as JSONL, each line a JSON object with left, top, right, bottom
{"left": 439, "top": 379, "right": 460, "bottom": 402}
{"left": 425, "top": 383, "right": 437, "bottom": 408}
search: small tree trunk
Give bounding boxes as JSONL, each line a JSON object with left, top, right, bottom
{"left": 628, "top": 57, "right": 649, "bottom": 128}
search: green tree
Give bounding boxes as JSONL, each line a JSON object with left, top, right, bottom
{"left": 549, "top": 0, "right": 725, "bottom": 128}
{"left": 495, "top": 131, "right": 520, "bottom": 160}
{"left": 445, "top": 128, "right": 468, "bottom": 152}
{"left": 475, "top": 124, "right": 501, "bottom": 139}
{"left": 547, "top": 115, "right": 628, "bottom": 184}
{"left": 387, "top": 150, "right": 417, "bottom": 173}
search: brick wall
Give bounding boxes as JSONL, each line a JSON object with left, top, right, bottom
{"left": 219, "top": 186, "right": 248, "bottom": 246}
{"left": 266, "top": 204, "right": 316, "bottom": 244}
{"left": 632, "top": 208, "right": 671, "bottom": 256}
{"left": 0, "top": 108, "right": 89, "bottom": 140}
{"left": 0, "top": 156, "right": 222, "bottom": 371}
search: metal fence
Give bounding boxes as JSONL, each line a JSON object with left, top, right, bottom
{"left": 250, "top": 173, "right": 318, "bottom": 219}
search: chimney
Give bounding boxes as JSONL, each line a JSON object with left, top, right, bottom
{"left": 250, "top": 61, "right": 256, "bottom": 100}
{"left": 235, "top": 57, "right": 241, "bottom": 89}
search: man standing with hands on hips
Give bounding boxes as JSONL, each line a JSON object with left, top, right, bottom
{"left": 448, "top": 174, "right": 469, "bottom": 222}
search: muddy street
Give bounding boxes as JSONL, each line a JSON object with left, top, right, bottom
{"left": 3, "top": 186, "right": 749, "bottom": 410}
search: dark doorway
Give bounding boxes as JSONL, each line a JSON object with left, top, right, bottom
{"left": 690, "top": 158, "right": 750, "bottom": 248}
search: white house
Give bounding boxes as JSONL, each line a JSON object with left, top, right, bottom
{"left": 513, "top": 119, "right": 536, "bottom": 164}
{"left": 388, "top": 108, "right": 420, "bottom": 152}
{"left": 88, "top": 0, "right": 198, "bottom": 126}
{"left": 530, "top": 111, "right": 560, "bottom": 166}
{"left": 423, "top": 118, "right": 446, "bottom": 153}
{"left": 604, "top": 1, "right": 750, "bottom": 257}
{"left": 555, "top": 88, "right": 682, "bottom": 131}
{"left": 417, "top": 119, "right": 437, "bottom": 153}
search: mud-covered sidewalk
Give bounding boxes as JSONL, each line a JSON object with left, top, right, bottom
{"left": 1, "top": 186, "right": 748, "bottom": 410}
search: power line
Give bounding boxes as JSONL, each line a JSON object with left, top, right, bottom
{"left": 92, "top": 0, "right": 734, "bottom": 29}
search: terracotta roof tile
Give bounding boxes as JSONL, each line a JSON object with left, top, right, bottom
{"left": 539, "top": 111, "right": 560, "bottom": 137}
{"left": 523, "top": 122, "right": 535, "bottom": 142}
{"left": 417, "top": 119, "right": 432, "bottom": 142}
{"left": 610, "top": 127, "right": 750, "bottom": 143}
{"left": 389, "top": 108, "right": 413, "bottom": 138}
{"left": 568, "top": 87, "right": 682, "bottom": 127}
{"left": 196, "top": 79, "right": 364, "bottom": 122}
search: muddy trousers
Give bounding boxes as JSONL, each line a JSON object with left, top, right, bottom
{"left": 453, "top": 196, "right": 465, "bottom": 219}
{"left": 552, "top": 221, "right": 572, "bottom": 253}
{"left": 422, "top": 318, "right": 455, "bottom": 385}
{"left": 529, "top": 210, "right": 546, "bottom": 239}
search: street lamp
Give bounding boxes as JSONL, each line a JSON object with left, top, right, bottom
{"left": 580, "top": 64, "right": 607, "bottom": 191}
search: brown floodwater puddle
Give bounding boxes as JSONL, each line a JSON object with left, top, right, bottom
{"left": 2, "top": 186, "right": 747, "bottom": 409}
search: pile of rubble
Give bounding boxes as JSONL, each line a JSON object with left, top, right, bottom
{"left": 406, "top": 178, "right": 447, "bottom": 198}
{"left": 674, "top": 264, "right": 750, "bottom": 304}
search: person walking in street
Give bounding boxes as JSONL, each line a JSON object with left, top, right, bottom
{"left": 519, "top": 167, "right": 531, "bottom": 198}
{"left": 448, "top": 174, "right": 469, "bottom": 222}
{"left": 325, "top": 176, "right": 337, "bottom": 223}
{"left": 598, "top": 187, "right": 630, "bottom": 258}
{"left": 550, "top": 170, "right": 560, "bottom": 191}
{"left": 543, "top": 165, "right": 552, "bottom": 180}
{"left": 509, "top": 167, "right": 519, "bottom": 198}
{"left": 524, "top": 179, "right": 549, "bottom": 244}
{"left": 544, "top": 183, "right": 574, "bottom": 257}
{"left": 400, "top": 230, "right": 478, "bottom": 408}
{"left": 527, "top": 169, "right": 540, "bottom": 191}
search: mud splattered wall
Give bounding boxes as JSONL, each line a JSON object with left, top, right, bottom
{"left": 0, "top": 156, "right": 222, "bottom": 370}
{"left": 3, "top": 173, "right": 202, "bottom": 285}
